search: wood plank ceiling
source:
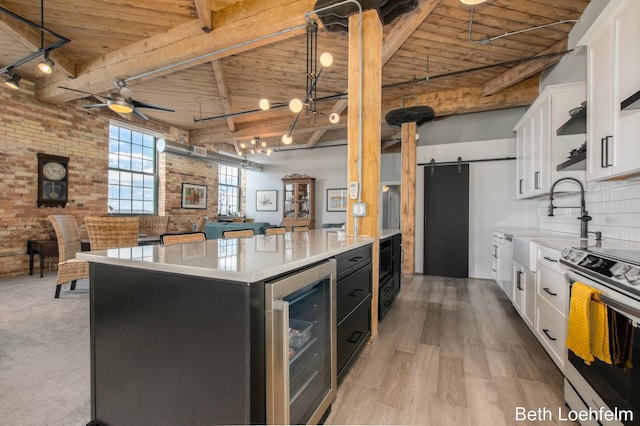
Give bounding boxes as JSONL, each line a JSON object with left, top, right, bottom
{"left": 0, "top": 0, "right": 590, "bottom": 154}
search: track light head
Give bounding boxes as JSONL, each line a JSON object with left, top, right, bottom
{"left": 38, "top": 52, "right": 55, "bottom": 74}
{"left": 4, "top": 71, "right": 21, "bottom": 89}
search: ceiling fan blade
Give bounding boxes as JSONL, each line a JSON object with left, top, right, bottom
{"left": 132, "top": 108, "right": 149, "bottom": 121}
{"left": 131, "top": 99, "right": 175, "bottom": 112}
{"left": 83, "top": 103, "right": 108, "bottom": 109}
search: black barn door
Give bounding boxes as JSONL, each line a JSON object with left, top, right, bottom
{"left": 423, "top": 164, "right": 469, "bottom": 278}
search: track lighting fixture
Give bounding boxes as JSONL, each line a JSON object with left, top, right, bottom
{"left": 38, "top": 51, "right": 54, "bottom": 74}
{"left": 4, "top": 71, "right": 21, "bottom": 89}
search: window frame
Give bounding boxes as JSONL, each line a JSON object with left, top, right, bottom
{"left": 218, "top": 164, "right": 240, "bottom": 215}
{"left": 107, "top": 120, "right": 161, "bottom": 215}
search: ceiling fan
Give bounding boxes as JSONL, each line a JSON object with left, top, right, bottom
{"left": 59, "top": 80, "right": 175, "bottom": 121}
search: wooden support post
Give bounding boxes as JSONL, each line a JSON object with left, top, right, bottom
{"left": 346, "top": 9, "right": 382, "bottom": 339}
{"left": 401, "top": 122, "right": 416, "bottom": 275}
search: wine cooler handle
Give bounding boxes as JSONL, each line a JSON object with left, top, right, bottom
{"left": 273, "top": 300, "right": 291, "bottom": 426}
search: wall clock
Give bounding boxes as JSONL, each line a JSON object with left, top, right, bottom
{"left": 37, "top": 153, "right": 69, "bottom": 207}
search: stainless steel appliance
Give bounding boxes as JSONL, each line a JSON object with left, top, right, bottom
{"left": 266, "top": 260, "right": 337, "bottom": 425}
{"left": 560, "top": 247, "right": 640, "bottom": 425}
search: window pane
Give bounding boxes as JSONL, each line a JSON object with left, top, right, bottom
{"left": 119, "top": 171, "right": 132, "bottom": 186}
{"left": 108, "top": 185, "right": 119, "bottom": 198}
{"left": 119, "top": 155, "right": 131, "bottom": 170}
{"left": 143, "top": 134, "right": 154, "bottom": 148}
{"left": 144, "top": 187, "right": 154, "bottom": 200}
{"left": 119, "top": 128, "right": 131, "bottom": 142}
{"left": 142, "top": 159, "right": 154, "bottom": 174}
{"left": 132, "top": 131, "right": 143, "bottom": 146}
{"left": 132, "top": 200, "right": 144, "bottom": 214}
{"left": 132, "top": 143, "right": 143, "bottom": 158}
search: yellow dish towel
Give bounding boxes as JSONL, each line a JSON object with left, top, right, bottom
{"left": 566, "top": 282, "right": 611, "bottom": 365}
{"left": 589, "top": 299, "right": 612, "bottom": 364}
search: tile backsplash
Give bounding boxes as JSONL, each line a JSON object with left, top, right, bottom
{"left": 538, "top": 179, "right": 640, "bottom": 242}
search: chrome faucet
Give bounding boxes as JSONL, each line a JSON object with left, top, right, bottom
{"left": 547, "top": 177, "right": 591, "bottom": 240}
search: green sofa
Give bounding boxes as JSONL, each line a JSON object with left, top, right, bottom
{"left": 197, "top": 221, "right": 272, "bottom": 239}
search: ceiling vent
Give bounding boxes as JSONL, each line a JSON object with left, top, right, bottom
{"left": 192, "top": 146, "right": 207, "bottom": 157}
{"left": 385, "top": 106, "right": 435, "bottom": 126}
{"left": 314, "top": 0, "right": 419, "bottom": 33}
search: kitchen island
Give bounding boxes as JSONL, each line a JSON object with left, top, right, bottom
{"left": 77, "top": 229, "right": 373, "bottom": 426}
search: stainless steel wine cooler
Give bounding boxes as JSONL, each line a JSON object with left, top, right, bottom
{"left": 266, "top": 259, "right": 337, "bottom": 425}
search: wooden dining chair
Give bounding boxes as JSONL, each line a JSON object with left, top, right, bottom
{"left": 264, "top": 227, "right": 286, "bottom": 235}
{"left": 160, "top": 232, "right": 206, "bottom": 245}
{"left": 292, "top": 225, "right": 310, "bottom": 232}
{"left": 48, "top": 215, "right": 90, "bottom": 298}
{"left": 222, "top": 229, "right": 255, "bottom": 239}
{"left": 85, "top": 216, "right": 139, "bottom": 250}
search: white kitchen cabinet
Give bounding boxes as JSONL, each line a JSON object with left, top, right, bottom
{"left": 512, "top": 261, "right": 535, "bottom": 330}
{"left": 579, "top": 0, "right": 640, "bottom": 181}
{"left": 535, "top": 246, "right": 569, "bottom": 371}
{"left": 514, "top": 82, "right": 586, "bottom": 199}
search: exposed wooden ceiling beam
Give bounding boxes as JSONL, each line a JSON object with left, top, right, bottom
{"left": 481, "top": 39, "right": 567, "bottom": 96}
{"left": 191, "top": 114, "right": 346, "bottom": 144}
{"left": 38, "top": 0, "right": 314, "bottom": 104}
{"left": 194, "top": 0, "right": 214, "bottom": 32}
{"left": 0, "top": 14, "right": 75, "bottom": 77}
{"left": 306, "top": 0, "right": 441, "bottom": 148}
{"left": 210, "top": 60, "right": 235, "bottom": 132}
{"left": 387, "top": 75, "right": 539, "bottom": 117}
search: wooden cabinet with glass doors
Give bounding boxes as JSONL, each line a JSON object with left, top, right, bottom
{"left": 281, "top": 174, "right": 315, "bottom": 230}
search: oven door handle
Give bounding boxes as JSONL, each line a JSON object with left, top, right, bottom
{"left": 565, "top": 272, "right": 640, "bottom": 320}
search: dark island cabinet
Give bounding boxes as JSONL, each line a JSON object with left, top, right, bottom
{"left": 334, "top": 244, "right": 372, "bottom": 381}
{"left": 379, "top": 233, "right": 402, "bottom": 320}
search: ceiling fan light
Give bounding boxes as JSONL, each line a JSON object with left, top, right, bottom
{"left": 289, "top": 98, "right": 303, "bottom": 113}
{"left": 250, "top": 138, "right": 256, "bottom": 145}
{"left": 320, "top": 52, "right": 334, "bottom": 68}
{"left": 282, "top": 134, "right": 293, "bottom": 145}
{"left": 266, "top": 148, "right": 272, "bottom": 156}
{"left": 259, "top": 98, "right": 271, "bottom": 111}
{"left": 108, "top": 99, "right": 134, "bottom": 114}
{"left": 240, "top": 142, "right": 246, "bottom": 149}
{"left": 460, "top": 0, "right": 487, "bottom": 4}
{"left": 329, "top": 113, "right": 340, "bottom": 124}
{"left": 261, "top": 141, "right": 267, "bottom": 147}
{"left": 4, "top": 72, "right": 21, "bottom": 89}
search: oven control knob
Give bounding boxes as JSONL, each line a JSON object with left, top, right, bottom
{"left": 570, "top": 250, "right": 583, "bottom": 262}
{"left": 624, "top": 266, "right": 640, "bottom": 284}
{"left": 561, "top": 248, "right": 572, "bottom": 259}
{"left": 610, "top": 263, "right": 631, "bottom": 278}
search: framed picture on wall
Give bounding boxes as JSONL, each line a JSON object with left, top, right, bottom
{"left": 326, "top": 188, "right": 347, "bottom": 212}
{"left": 256, "top": 190, "right": 277, "bottom": 211}
{"left": 181, "top": 183, "right": 207, "bottom": 209}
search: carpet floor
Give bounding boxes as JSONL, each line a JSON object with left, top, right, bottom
{"left": 0, "top": 272, "right": 90, "bottom": 426}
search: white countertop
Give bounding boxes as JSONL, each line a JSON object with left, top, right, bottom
{"left": 380, "top": 229, "right": 401, "bottom": 239}
{"left": 77, "top": 229, "right": 375, "bottom": 283}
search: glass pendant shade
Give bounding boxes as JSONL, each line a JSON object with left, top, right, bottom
{"left": 259, "top": 98, "right": 270, "bottom": 110}
{"left": 289, "top": 98, "right": 303, "bottom": 113}
{"left": 282, "top": 134, "right": 293, "bottom": 145}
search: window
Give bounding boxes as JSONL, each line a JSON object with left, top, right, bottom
{"left": 107, "top": 122, "right": 158, "bottom": 214}
{"left": 218, "top": 165, "right": 240, "bottom": 215}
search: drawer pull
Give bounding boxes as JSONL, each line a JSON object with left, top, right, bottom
{"left": 381, "top": 285, "right": 392, "bottom": 295}
{"left": 542, "top": 329, "right": 557, "bottom": 341}
{"left": 543, "top": 256, "right": 558, "bottom": 263}
{"left": 347, "top": 331, "right": 363, "bottom": 343}
{"left": 349, "top": 288, "right": 364, "bottom": 298}
{"left": 543, "top": 287, "right": 557, "bottom": 296}
{"left": 349, "top": 256, "right": 364, "bottom": 263}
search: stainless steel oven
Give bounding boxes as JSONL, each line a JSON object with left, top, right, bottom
{"left": 561, "top": 247, "right": 640, "bottom": 426}
{"left": 265, "top": 259, "right": 337, "bottom": 425}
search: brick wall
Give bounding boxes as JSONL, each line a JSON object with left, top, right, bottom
{"left": 0, "top": 81, "right": 219, "bottom": 278}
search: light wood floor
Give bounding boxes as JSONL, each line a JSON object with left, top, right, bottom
{"left": 325, "top": 275, "right": 578, "bottom": 425}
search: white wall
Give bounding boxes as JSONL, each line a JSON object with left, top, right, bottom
{"left": 416, "top": 139, "right": 538, "bottom": 278}
{"left": 245, "top": 145, "right": 348, "bottom": 226}
{"left": 538, "top": 179, "right": 640, "bottom": 243}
